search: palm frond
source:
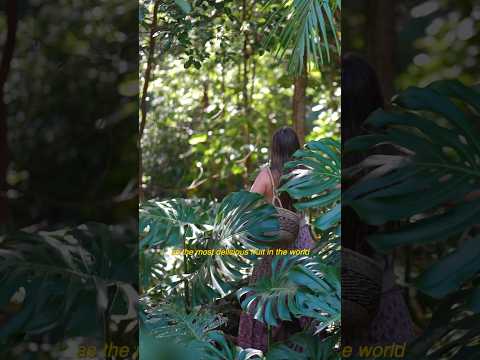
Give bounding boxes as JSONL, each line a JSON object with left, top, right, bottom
{"left": 265, "top": 0, "right": 340, "bottom": 75}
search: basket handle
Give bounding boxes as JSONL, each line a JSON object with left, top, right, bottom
{"left": 266, "top": 166, "right": 284, "bottom": 208}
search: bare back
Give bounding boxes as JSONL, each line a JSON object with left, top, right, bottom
{"left": 250, "top": 167, "right": 281, "bottom": 206}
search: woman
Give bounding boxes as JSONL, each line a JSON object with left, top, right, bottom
{"left": 342, "top": 53, "right": 415, "bottom": 347}
{"left": 237, "top": 127, "right": 315, "bottom": 352}
{"left": 250, "top": 126, "right": 300, "bottom": 211}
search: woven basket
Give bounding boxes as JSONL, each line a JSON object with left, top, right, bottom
{"left": 276, "top": 207, "right": 300, "bottom": 245}
{"left": 342, "top": 248, "right": 383, "bottom": 335}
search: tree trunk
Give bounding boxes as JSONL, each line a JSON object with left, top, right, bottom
{"left": 292, "top": 57, "right": 307, "bottom": 146}
{"left": 367, "top": 0, "right": 396, "bottom": 102}
{"left": 139, "top": 0, "right": 160, "bottom": 202}
{"left": 0, "top": 1, "right": 18, "bottom": 224}
{"left": 242, "top": 0, "right": 252, "bottom": 186}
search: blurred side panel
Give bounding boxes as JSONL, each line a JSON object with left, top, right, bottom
{"left": 342, "top": 0, "right": 480, "bottom": 358}
{"left": 0, "top": 1, "right": 139, "bottom": 359}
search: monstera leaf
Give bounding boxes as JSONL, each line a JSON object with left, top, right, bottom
{"left": 0, "top": 223, "right": 137, "bottom": 341}
{"left": 139, "top": 198, "right": 211, "bottom": 300}
{"left": 211, "top": 191, "right": 280, "bottom": 249}
{"left": 188, "top": 191, "right": 280, "bottom": 305}
{"left": 140, "top": 192, "right": 280, "bottom": 305}
{"left": 344, "top": 80, "right": 480, "bottom": 297}
{"left": 344, "top": 80, "right": 480, "bottom": 358}
{"left": 280, "top": 139, "right": 341, "bottom": 233}
{"left": 139, "top": 198, "right": 208, "bottom": 249}
{"left": 237, "top": 253, "right": 340, "bottom": 328}
{"left": 140, "top": 247, "right": 170, "bottom": 294}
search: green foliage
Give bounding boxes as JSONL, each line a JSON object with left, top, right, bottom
{"left": 140, "top": 2, "right": 342, "bottom": 356}
{"left": 0, "top": 223, "right": 137, "bottom": 342}
{"left": 140, "top": 135, "right": 342, "bottom": 357}
{"left": 141, "top": 300, "right": 342, "bottom": 360}
{"left": 140, "top": 191, "right": 280, "bottom": 305}
{"left": 342, "top": 0, "right": 480, "bottom": 92}
{"left": 142, "top": 303, "right": 226, "bottom": 350}
{"left": 174, "top": 0, "right": 192, "bottom": 14}
{"left": 345, "top": 80, "right": 480, "bottom": 258}
{"left": 343, "top": 4, "right": 480, "bottom": 355}
{"left": 212, "top": 191, "right": 280, "bottom": 249}
{"left": 6, "top": 0, "right": 138, "bottom": 227}
{"left": 267, "top": 332, "right": 340, "bottom": 360}
{"left": 344, "top": 79, "right": 480, "bottom": 357}
{"left": 237, "top": 253, "right": 340, "bottom": 328}
{"left": 266, "top": 0, "right": 341, "bottom": 75}
{"left": 141, "top": 0, "right": 230, "bottom": 68}
{"left": 141, "top": 302, "right": 265, "bottom": 360}
{"left": 280, "top": 139, "right": 340, "bottom": 233}
{"left": 140, "top": 198, "right": 208, "bottom": 249}
{"left": 415, "top": 235, "right": 480, "bottom": 299}
{"left": 188, "top": 191, "right": 280, "bottom": 303}
{"left": 405, "top": 287, "right": 480, "bottom": 360}
{"left": 306, "top": 80, "right": 341, "bottom": 143}
{"left": 141, "top": 0, "right": 341, "bottom": 200}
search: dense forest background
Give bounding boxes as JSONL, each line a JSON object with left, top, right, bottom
{"left": 140, "top": 0, "right": 341, "bottom": 202}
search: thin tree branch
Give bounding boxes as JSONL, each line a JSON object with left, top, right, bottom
{"left": 139, "top": 0, "right": 160, "bottom": 140}
{"left": 139, "top": 0, "right": 160, "bottom": 202}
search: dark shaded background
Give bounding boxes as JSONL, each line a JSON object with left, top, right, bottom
{"left": 343, "top": 0, "right": 480, "bottom": 349}
{"left": 1, "top": 1, "right": 138, "bottom": 229}
{"left": 0, "top": 1, "right": 138, "bottom": 359}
